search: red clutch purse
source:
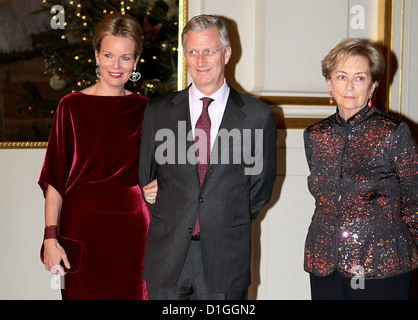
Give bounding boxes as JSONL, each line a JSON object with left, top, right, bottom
{"left": 40, "top": 236, "right": 86, "bottom": 274}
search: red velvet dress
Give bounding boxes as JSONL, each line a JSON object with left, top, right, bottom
{"left": 39, "top": 91, "right": 150, "bottom": 300}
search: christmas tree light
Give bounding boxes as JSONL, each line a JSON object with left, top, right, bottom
{"left": 38, "top": 0, "right": 178, "bottom": 100}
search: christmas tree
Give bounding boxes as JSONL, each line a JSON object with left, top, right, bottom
{"left": 0, "top": 0, "right": 178, "bottom": 142}
{"left": 38, "top": 0, "right": 178, "bottom": 99}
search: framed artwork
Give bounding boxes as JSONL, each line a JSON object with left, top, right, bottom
{"left": 0, "top": 0, "right": 186, "bottom": 148}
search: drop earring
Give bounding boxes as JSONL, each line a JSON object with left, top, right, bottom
{"left": 95, "top": 64, "right": 101, "bottom": 80}
{"left": 329, "top": 91, "right": 333, "bottom": 105}
{"left": 368, "top": 93, "right": 373, "bottom": 108}
{"left": 129, "top": 67, "right": 141, "bottom": 85}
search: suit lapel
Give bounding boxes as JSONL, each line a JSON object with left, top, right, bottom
{"left": 217, "top": 86, "right": 246, "bottom": 132}
{"left": 171, "top": 86, "right": 247, "bottom": 187}
{"left": 169, "top": 86, "right": 195, "bottom": 150}
{"left": 169, "top": 87, "right": 190, "bottom": 128}
{"left": 207, "top": 86, "right": 246, "bottom": 176}
{"left": 169, "top": 87, "right": 201, "bottom": 185}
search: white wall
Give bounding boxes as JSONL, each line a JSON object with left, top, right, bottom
{"left": 390, "top": 0, "right": 418, "bottom": 121}
{"left": 189, "top": 0, "right": 380, "bottom": 97}
{"left": 0, "top": 149, "right": 60, "bottom": 299}
{"left": 248, "top": 129, "right": 313, "bottom": 299}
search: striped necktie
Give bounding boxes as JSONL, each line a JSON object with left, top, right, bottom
{"left": 192, "top": 97, "right": 214, "bottom": 236}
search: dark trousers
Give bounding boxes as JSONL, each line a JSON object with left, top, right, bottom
{"left": 146, "top": 240, "right": 248, "bottom": 300}
{"left": 310, "top": 270, "right": 411, "bottom": 300}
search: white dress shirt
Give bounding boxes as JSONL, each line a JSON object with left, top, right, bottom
{"left": 189, "top": 80, "right": 230, "bottom": 150}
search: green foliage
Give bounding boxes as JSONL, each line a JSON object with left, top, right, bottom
{"left": 38, "top": 0, "right": 178, "bottom": 98}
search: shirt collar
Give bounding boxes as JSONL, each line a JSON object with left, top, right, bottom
{"left": 190, "top": 80, "right": 229, "bottom": 106}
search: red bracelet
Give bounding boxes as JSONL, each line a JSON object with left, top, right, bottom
{"left": 44, "top": 225, "right": 58, "bottom": 240}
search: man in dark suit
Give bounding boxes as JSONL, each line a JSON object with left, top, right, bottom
{"left": 139, "top": 14, "right": 277, "bottom": 299}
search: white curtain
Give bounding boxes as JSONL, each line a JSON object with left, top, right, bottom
{"left": 0, "top": 0, "right": 50, "bottom": 53}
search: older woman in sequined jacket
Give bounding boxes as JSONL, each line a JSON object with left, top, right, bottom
{"left": 304, "top": 38, "right": 418, "bottom": 300}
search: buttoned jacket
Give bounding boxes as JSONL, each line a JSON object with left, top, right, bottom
{"left": 304, "top": 105, "right": 418, "bottom": 279}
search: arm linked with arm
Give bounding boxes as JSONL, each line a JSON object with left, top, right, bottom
{"left": 139, "top": 102, "right": 159, "bottom": 202}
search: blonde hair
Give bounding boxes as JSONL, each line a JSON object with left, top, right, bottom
{"left": 321, "top": 38, "right": 385, "bottom": 83}
{"left": 92, "top": 13, "right": 143, "bottom": 58}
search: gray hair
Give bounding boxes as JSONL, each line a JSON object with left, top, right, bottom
{"left": 321, "top": 38, "right": 385, "bottom": 83}
{"left": 181, "top": 14, "right": 230, "bottom": 49}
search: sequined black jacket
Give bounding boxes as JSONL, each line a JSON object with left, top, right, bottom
{"left": 304, "top": 105, "right": 418, "bottom": 279}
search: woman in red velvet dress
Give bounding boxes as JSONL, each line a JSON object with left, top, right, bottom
{"left": 39, "top": 13, "right": 150, "bottom": 299}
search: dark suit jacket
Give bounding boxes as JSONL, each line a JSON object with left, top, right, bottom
{"left": 139, "top": 84, "right": 277, "bottom": 293}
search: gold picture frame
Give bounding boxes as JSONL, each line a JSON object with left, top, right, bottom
{"left": 0, "top": 0, "right": 188, "bottom": 149}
